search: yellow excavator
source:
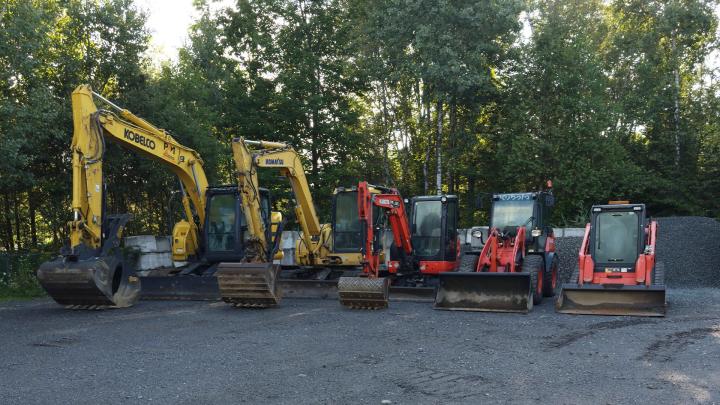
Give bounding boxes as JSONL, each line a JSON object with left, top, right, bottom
{"left": 220, "top": 138, "right": 396, "bottom": 302}
{"left": 37, "top": 85, "right": 282, "bottom": 308}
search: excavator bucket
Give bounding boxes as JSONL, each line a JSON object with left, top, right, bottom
{"left": 37, "top": 256, "right": 140, "bottom": 308}
{"left": 434, "top": 272, "right": 532, "bottom": 313}
{"left": 556, "top": 284, "right": 666, "bottom": 317}
{"left": 338, "top": 276, "right": 390, "bottom": 309}
{"left": 215, "top": 262, "right": 282, "bottom": 308}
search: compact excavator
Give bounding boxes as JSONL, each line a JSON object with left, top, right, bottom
{"left": 338, "top": 181, "right": 460, "bottom": 309}
{"left": 37, "top": 85, "right": 282, "bottom": 308}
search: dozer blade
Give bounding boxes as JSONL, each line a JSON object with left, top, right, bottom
{"left": 556, "top": 284, "right": 666, "bottom": 317}
{"left": 216, "top": 262, "right": 281, "bottom": 308}
{"left": 37, "top": 256, "right": 140, "bottom": 309}
{"left": 338, "top": 277, "right": 390, "bottom": 309}
{"left": 434, "top": 272, "right": 532, "bottom": 313}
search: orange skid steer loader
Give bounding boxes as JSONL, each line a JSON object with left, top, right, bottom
{"left": 555, "top": 203, "right": 666, "bottom": 317}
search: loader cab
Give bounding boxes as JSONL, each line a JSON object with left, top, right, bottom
{"left": 490, "top": 192, "right": 554, "bottom": 253}
{"left": 203, "top": 186, "right": 272, "bottom": 263}
{"left": 410, "top": 195, "right": 458, "bottom": 272}
{"left": 589, "top": 204, "right": 645, "bottom": 273}
{"left": 331, "top": 186, "right": 384, "bottom": 253}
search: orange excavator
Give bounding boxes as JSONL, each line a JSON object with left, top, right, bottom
{"left": 338, "top": 181, "right": 460, "bottom": 309}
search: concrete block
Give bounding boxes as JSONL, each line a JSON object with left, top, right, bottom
{"left": 125, "top": 235, "right": 172, "bottom": 253}
{"left": 136, "top": 252, "right": 173, "bottom": 270}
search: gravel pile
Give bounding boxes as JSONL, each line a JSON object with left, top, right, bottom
{"left": 555, "top": 236, "right": 582, "bottom": 284}
{"left": 656, "top": 216, "right": 720, "bottom": 288}
{"left": 553, "top": 216, "right": 720, "bottom": 288}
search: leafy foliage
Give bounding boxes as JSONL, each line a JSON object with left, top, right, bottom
{"left": 0, "top": 0, "right": 719, "bottom": 254}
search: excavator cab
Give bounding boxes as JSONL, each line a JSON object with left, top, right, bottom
{"left": 410, "top": 195, "right": 459, "bottom": 274}
{"left": 203, "top": 186, "right": 273, "bottom": 263}
{"left": 328, "top": 187, "right": 384, "bottom": 265}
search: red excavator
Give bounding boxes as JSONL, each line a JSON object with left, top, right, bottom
{"left": 338, "top": 181, "right": 460, "bottom": 309}
{"left": 555, "top": 202, "right": 666, "bottom": 317}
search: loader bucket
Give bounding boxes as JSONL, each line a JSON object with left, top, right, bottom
{"left": 556, "top": 284, "right": 666, "bottom": 317}
{"left": 434, "top": 272, "right": 532, "bottom": 313}
{"left": 216, "top": 262, "right": 282, "bottom": 308}
{"left": 37, "top": 256, "right": 140, "bottom": 308}
{"left": 338, "top": 276, "right": 390, "bottom": 309}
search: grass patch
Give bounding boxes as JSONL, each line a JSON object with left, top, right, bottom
{"left": 0, "top": 252, "right": 51, "bottom": 300}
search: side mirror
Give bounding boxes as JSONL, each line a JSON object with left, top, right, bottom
{"left": 545, "top": 194, "right": 555, "bottom": 208}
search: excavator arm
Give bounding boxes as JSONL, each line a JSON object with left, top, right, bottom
{"left": 231, "top": 138, "right": 324, "bottom": 258}
{"left": 215, "top": 138, "right": 322, "bottom": 308}
{"left": 37, "top": 85, "right": 210, "bottom": 308}
{"left": 69, "top": 85, "right": 208, "bottom": 260}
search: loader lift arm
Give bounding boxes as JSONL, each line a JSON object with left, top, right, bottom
{"left": 38, "top": 84, "right": 211, "bottom": 308}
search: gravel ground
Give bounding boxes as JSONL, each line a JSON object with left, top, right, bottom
{"left": 1, "top": 292, "right": 720, "bottom": 405}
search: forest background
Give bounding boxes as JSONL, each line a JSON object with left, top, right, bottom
{"left": 2, "top": 0, "right": 719, "bottom": 253}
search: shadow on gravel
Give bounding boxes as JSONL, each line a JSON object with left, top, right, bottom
{"left": 639, "top": 326, "right": 720, "bottom": 362}
{"left": 546, "top": 318, "right": 658, "bottom": 349}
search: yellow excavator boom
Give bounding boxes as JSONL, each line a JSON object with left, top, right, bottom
{"left": 38, "top": 85, "right": 210, "bottom": 308}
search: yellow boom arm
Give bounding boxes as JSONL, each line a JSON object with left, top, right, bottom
{"left": 231, "top": 138, "right": 324, "bottom": 259}
{"left": 69, "top": 85, "right": 208, "bottom": 260}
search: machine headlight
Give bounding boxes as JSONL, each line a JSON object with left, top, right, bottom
{"left": 531, "top": 229, "right": 542, "bottom": 237}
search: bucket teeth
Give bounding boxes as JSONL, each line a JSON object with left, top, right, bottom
{"left": 338, "top": 277, "right": 390, "bottom": 310}
{"left": 216, "top": 262, "right": 282, "bottom": 308}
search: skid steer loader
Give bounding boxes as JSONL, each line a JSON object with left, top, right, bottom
{"left": 435, "top": 187, "right": 559, "bottom": 313}
{"left": 555, "top": 203, "right": 666, "bottom": 317}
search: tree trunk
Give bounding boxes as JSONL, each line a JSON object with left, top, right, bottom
{"left": 13, "top": 194, "right": 21, "bottom": 251}
{"left": 435, "top": 99, "right": 443, "bottom": 195}
{"left": 672, "top": 35, "right": 681, "bottom": 168}
{"left": 448, "top": 101, "right": 457, "bottom": 194}
{"left": 423, "top": 85, "right": 431, "bottom": 194}
{"left": 29, "top": 192, "right": 37, "bottom": 248}
{"left": 380, "top": 81, "right": 392, "bottom": 185}
{"left": 3, "top": 195, "right": 14, "bottom": 251}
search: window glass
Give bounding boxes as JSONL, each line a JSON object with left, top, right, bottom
{"left": 412, "top": 200, "right": 442, "bottom": 257}
{"left": 594, "top": 211, "right": 639, "bottom": 264}
{"left": 334, "top": 191, "right": 360, "bottom": 251}
{"left": 492, "top": 200, "right": 534, "bottom": 234}
{"left": 445, "top": 200, "right": 457, "bottom": 258}
{"left": 207, "top": 194, "right": 237, "bottom": 252}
